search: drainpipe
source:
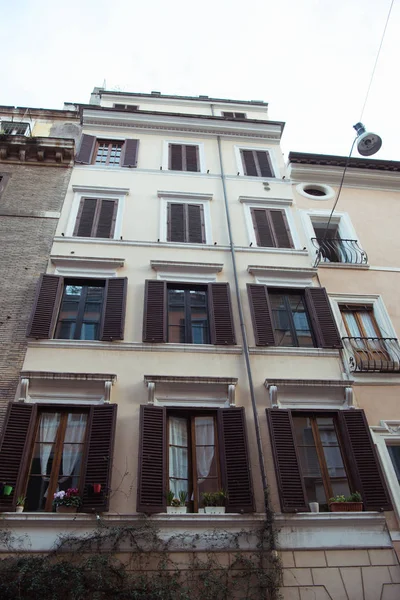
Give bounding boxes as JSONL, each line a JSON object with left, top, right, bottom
{"left": 211, "top": 104, "right": 270, "bottom": 516}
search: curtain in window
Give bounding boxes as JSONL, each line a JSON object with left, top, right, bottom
{"left": 195, "top": 416, "right": 215, "bottom": 483}
{"left": 61, "top": 414, "right": 87, "bottom": 483}
{"left": 39, "top": 412, "right": 61, "bottom": 497}
{"left": 169, "top": 417, "right": 188, "bottom": 498}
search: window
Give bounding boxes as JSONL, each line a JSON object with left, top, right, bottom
{"left": 143, "top": 280, "right": 236, "bottom": 346}
{"left": 311, "top": 218, "right": 367, "bottom": 265}
{"left": 297, "top": 183, "right": 335, "bottom": 201}
{"left": 251, "top": 207, "right": 293, "bottom": 248}
{"left": 73, "top": 198, "right": 118, "bottom": 238}
{"left": 269, "top": 290, "right": 315, "bottom": 347}
{"left": 167, "top": 202, "right": 205, "bottom": 244}
{"left": 167, "top": 285, "right": 210, "bottom": 344}
{"left": 240, "top": 149, "right": 274, "bottom": 177}
{"left": 388, "top": 445, "right": 400, "bottom": 485}
{"left": 55, "top": 280, "right": 105, "bottom": 341}
{"left": 312, "top": 220, "right": 342, "bottom": 263}
{"left": 222, "top": 112, "right": 247, "bottom": 119}
{"left": 0, "top": 402, "right": 117, "bottom": 513}
{"left": 75, "top": 134, "right": 139, "bottom": 168}
{"left": 1, "top": 121, "right": 29, "bottom": 136}
{"left": 137, "top": 405, "right": 254, "bottom": 513}
{"left": 113, "top": 104, "right": 139, "bottom": 111}
{"left": 168, "top": 411, "right": 220, "bottom": 511}
{"left": 26, "top": 409, "right": 88, "bottom": 511}
{"left": 248, "top": 285, "right": 342, "bottom": 349}
{"left": 28, "top": 274, "right": 127, "bottom": 342}
{"left": 267, "top": 408, "right": 392, "bottom": 513}
{"left": 168, "top": 144, "right": 200, "bottom": 172}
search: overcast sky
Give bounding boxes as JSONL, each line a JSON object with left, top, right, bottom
{"left": 1, "top": 0, "right": 398, "bottom": 160}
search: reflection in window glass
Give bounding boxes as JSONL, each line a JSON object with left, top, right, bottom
{"left": 167, "top": 287, "right": 209, "bottom": 344}
{"left": 56, "top": 282, "right": 104, "bottom": 341}
{"left": 388, "top": 445, "right": 400, "bottom": 484}
{"left": 270, "top": 292, "right": 314, "bottom": 347}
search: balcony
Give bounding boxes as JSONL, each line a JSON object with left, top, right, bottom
{"left": 343, "top": 337, "right": 400, "bottom": 373}
{"left": 312, "top": 238, "right": 368, "bottom": 266}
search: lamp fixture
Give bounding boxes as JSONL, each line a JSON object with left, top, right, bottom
{"left": 353, "top": 122, "right": 382, "bottom": 156}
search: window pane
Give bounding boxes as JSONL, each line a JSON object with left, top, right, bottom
{"left": 81, "top": 286, "right": 103, "bottom": 340}
{"left": 316, "top": 417, "right": 350, "bottom": 498}
{"left": 169, "top": 417, "right": 189, "bottom": 499}
{"left": 59, "top": 413, "right": 87, "bottom": 490}
{"left": 293, "top": 416, "right": 326, "bottom": 504}
{"left": 168, "top": 289, "right": 186, "bottom": 343}
{"left": 270, "top": 293, "right": 293, "bottom": 346}
{"left": 190, "top": 290, "right": 209, "bottom": 344}
{"left": 388, "top": 446, "right": 400, "bottom": 483}
{"left": 289, "top": 295, "right": 313, "bottom": 347}
{"left": 56, "top": 285, "right": 82, "bottom": 339}
{"left": 195, "top": 416, "right": 218, "bottom": 500}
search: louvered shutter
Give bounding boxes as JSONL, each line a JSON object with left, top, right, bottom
{"left": 338, "top": 410, "right": 392, "bottom": 511}
{"left": 305, "top": 287, "right": 342, "bottom": 348}
{"left": 247, "top": 284, "right": 276, "bottom": 346}
{"left": 142, "top": 280, "right": 167, "bottom": 343}
{"left": 76, "top": 134, "right": 96, "bottom": 164}
{"left": 185, "top": 145, "right": 200, "bottom": 172}
{"left": 256, "top": 151, "right": 274, "bottom": 177}
{"left": 0, "top": 403, "right": 37, "bottom": 510}
{"left": 267, "top": 409, "right": 308, "bottom": 513}
{"left": 187, "top": 204, "right": 204, "bottom": 243}
{"left": 208, "top": 283, "right": 236, "bottom": 345}
{"left": 223, "top": 112, "right": 234, "bottom": 118}
{"left": 269, "top": 210, "right": 293, "bottom": 248}
{"left": 121, "top": 139, "right": 139, "bottom": 167}
{"left": 99, "top": 278, "right": 127, "bottom": 341}
{"left": 241, "top": 150, "right": 258, "bottom": 176}
{"left": 169, "top": 144, "right": 183, "bottom": 170}
{"left": 137, "top": 405, "right": 166, "bottom": 513}
{"left": 168, "top": 203, "right": 185, "bottom": 242}
{"left": 96, "top": 200, "right": 118, "bottom": 238}
{"left": 81, "top": 404, "right": 117, "bottom": 512}
{"left": 27, "top": 274, "right": 63, "bottom": 339}
{"left": 74, "top": 198, "right": 97, "bottom": 237}
{"left": 218, "top": 407, "right": 254, "bottom": 513}
{"left": 251, "top": 208, "right": 274, "bottom": 247}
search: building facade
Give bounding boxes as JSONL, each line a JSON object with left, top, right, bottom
{"left": 1, "top": 89, "right": 400, "bottom": 599}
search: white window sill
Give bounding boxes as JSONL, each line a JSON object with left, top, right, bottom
{"left": 249, "top": 346, "right": 339, "bottom": 358}
{"left": 27, "top": 340, "right": 243, "bottom": 354}
{"left": 318, "top": 262, "right": 370, "bottom": 270}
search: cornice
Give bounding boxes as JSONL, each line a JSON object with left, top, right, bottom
{"left": 151, "top": 260, "right": 223, "bottom": 274}
{"left": 0, "top": 135, "right": 75, "bottom": 166}
{"left": 288, "top": 163, "right": 400, "bottom": 191}
{"left": 20, "top": 371, "right": 117, "bottom": 382}
{"left": 144, "top": 375, "right": 238, "bottom": 386}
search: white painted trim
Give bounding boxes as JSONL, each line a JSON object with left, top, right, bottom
{"left": 241, "top": 199, "right": 301, "bottom": 249}
{"left": 247, "top": 265, "right": 317, "bottom": 287}
{"left": 27, "top": 339, "right": 243, "bottom": 354}
{"left": 234, "top": 144, "right": 278, "bottom": 178}
{"left": 296, "top": 182, "right": 335, "bottom": 201}
{"left": 371, "top": 423, "right": 400, "bottom": 528}
{"left": 151, "top": 260, "right": 222, "bottom": 282}
{"left": 65, "top": 188, "right": 128, "bottom": 239}
{"left": 158, "top": 193, "right": 213, "bottom": 244}
{"left": 249, "top": 347, "right": 339, "bottom": 358}
{"left": 72, "top": 185, "right": 130, "bottom": 195}
{"left": 50, "top": 256, "right": 124, "bottom": 278}
{"left": 162, "top": 140, "right": 206, "bottom": 172}
{"left": 157, "top": 190, "right": 213, "bottom": 201}
{"left": 239, "top": 195, "right": 292, "bottom": 205}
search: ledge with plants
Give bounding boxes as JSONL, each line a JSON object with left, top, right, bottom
{"left": 201, "top": 490, "right": 228, "bottom": 514}
{"left": 53, "top": 488, "right": 82, "bottom": 513}
{"left": 166, "top": 490, "right": 188, "bottom": 514}
{"left": 329, "top": 491, "right": 363, "bottom": 512}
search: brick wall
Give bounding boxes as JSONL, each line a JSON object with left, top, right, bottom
{"left": 0, "top": 163, "right": 73, "bottom": 431}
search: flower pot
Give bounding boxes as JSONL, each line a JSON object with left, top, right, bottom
{"left": 16, "top": 506, "right": 24, "bottom": 513}
{"left": 167, "top": 506, "right": 187, "bottom": 514}
{"left": 204, "top": 506, "right": 226, "bottom": 514}
{"left": 309, "top": 502, "right": 319, "bottom": 513}
{"left": 56, "top": 506, "right": 78, "bottom": 513}
{"left": 329, "top": 502, "right": 363, "bottom": 512}
{"left": 93, "top": 484, "right": 102, "bottom": 494}
{"left": 3, "top": 485, "right": 13, "bottom": 496}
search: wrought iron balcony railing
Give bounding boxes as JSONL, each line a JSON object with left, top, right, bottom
{"left": 312, "top": 238, "right": 368, "bottom": 266}
{"left": 342, "top": 337, "right": 400, "bottom": 373}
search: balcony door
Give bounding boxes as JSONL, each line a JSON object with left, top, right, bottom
{"left": 341, "top": 306, "right": 391, "bottom": 370}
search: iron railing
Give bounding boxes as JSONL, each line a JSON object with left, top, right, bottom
{"left": 342, "top": 337, "right": 400, "bottom": 373}
{"left": 312, "top": 238, "right": 368, "bottom": 266}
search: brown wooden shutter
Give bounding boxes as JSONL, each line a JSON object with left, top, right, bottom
{"left": 338, "top": 410, "right": 392, "bottom": 511}
{"left": 267, "top": 409, "right": 308, "bottom": 513}
{"left": 96, "top": 200, "right": 118, "bottom": 238}
{"left": 218, "top": 407, "right": 254, "bottom": 513}
{"left": 0, "top": 403, "right": 37, "bottom": 510}
{"left": 99, "top": 278, "right": 127, "bottom": 341}
{"left": 208, "top": 283, "right": 236, "bottom": 345}
{"left": 251, "top": 208, "right": 274, "bottom": 247}
{"left": 269, "top": 209, "right": 293, "bottom": 248}
{"left": 27, "top": 274, "right": 63, "bottom": 339}
{"left": 121, "top": 139, "right": 139, "bottom": 167}
{"left": 76, "top": 134, "right": 96, "bottom": 164}
{"left": 222, "top": 112, "right": 234, "bottom": 118}
{"left": 305, "top": 287, "right": 342, "bottom": 348}
{"left": 187, "top": 204, "right": 204, "bottom": 243}
{"left": 247, "top": 284, "right": 276, "bottom": 346}
{"left": 241, "top": 150, "right": 258, "bottom": 176}
{"left": 142, "top": 280, "right": 167, "bottom": 342}
{"left": 168, "top": 203, "right": 185, "bottom": 242}
{"left": 256, "top": 151, "right": 274, "bottom": 177}
{"left": 169, "top": 144, "right": 183, "bottom": 170}
{"left": 74, "top": 198, "right": 97, "bottom": 237}
{"left": 81, "top": 404, "right": 117, "bottom": 513}
{"left": 137, "top": 405, "right": 166, "bottom": 513}
{"left": 185, "top": 145, "right": 200, "bottom": 172}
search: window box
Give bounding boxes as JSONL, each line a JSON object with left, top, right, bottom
{"left": 167, "top": 506, "right": 187, "bottom": 514}
{"left": 56, "top": 506, "right": 78, "bottom": 514}
{"left": 204, "top": 506, "right": 226, "bottom": 514}
{"left": 329, "top": 502, "right": 363, "bottom": 512}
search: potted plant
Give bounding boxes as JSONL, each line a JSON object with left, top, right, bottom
{"left": 53, "top": 488, "right": 81, "bottom": 513}
{"left": 201, "top": 490, "right": 228, "bottom": 514}
{"left": 166, "top": 489, "right": 187, "bottom": 514}
{"left": 329, "top": 491, "right": 363, "bottom": 512}
{"left": 16, "top": 496, "right": 26, "bottom": 513}
{"left": 309, "top": 502, "right": 319, "bottom": 513}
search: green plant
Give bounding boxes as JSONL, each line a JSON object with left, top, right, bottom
{"left": 166, "top": 489, "right": 175, "bottom": 506}
{"left": 201, "top": 489, "right": 228, "bottom": 507}
{"left": 178, "top": 490, "right": 187, "bottom": 506}
{"left": 52, "top": 488, "right": 81, "bottom": 509}
{"left": 329, "top": 491, "right": 362, "bottom": 503}
{"left": 16, "top": 495, "right": 26, "bottom": 507}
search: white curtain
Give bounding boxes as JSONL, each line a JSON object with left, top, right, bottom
{"left": 195, "top": 416, "right": 215, "bottom": 482}
{"left": 61, "top": 414, "right": 87, "bottom": 482}
{"left": 39, "top": 412, "right": 61, "bottom": 497}
{"left": 169, "top": 417, "right": 188, "bottom": 498}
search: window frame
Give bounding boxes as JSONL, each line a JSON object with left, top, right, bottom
{"left": 222, "top": 111, "right": 247, "bottom": 119}
{"left": 372, "top": 423, "right": 400, "bottom": 522}
{"left": 235, "top": 145, "right": 277, "bottom": 178}
{"left": 65, "top": 187, "right": 127, "bottom": 239}
{"left": 269, "top": 288, "right": 316, "bottom": 348}
{"left": 167, "top": 202, "right": 206, "bottom": 244}
{"left": 92, "top": 139, "right": 124, "bottom": 166}
{"left": 1, "top": 121, "right": 30, "bottom": 136}
{"left": 162, "top": 140, "right": 206, "bottom": 173}
{"left": 167, "top": 283, "right": 211, "bottom": 345}
{"left": 55, "top": 279, "right": 106, "bottom": 341}
{"left": 73, "top": 197, "right": 119, "bottom": 239}
{"left": 159, "top": 193, "right": 212, "bottom": 244}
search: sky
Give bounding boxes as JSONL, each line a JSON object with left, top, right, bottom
{"left": 1, "top": 0, "right": 399, "bottom": 161}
